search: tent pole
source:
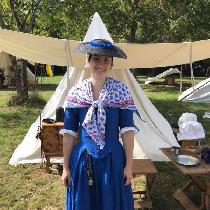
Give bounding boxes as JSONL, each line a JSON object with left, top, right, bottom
{"left": 189, "top": 42, "right": 195, "bottom": 89}
{"left": 179, "top": 65, "right": 183, "bottom": 94}
{"left": 64, "top": 40, "right": 74, "bottom": 87}
{"left": 33, "top": 63, "right": 38, "bottom": 96}
{"left": 64, "top": 40, "right": 69, "bottom": 87}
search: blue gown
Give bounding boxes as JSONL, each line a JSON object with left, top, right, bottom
{"left": 63, "top": 107, "right": 136, "bottom": 210}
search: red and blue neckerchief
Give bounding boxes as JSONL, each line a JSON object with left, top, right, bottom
{"left": 64, "top": 77, "right": 137, "bottom": 149}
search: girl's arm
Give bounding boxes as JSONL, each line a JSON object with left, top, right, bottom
{"left": 122, "top": 130, "right": 134, "bottom": 186}
{"left": 61, "top": 133, "right": 75, "bottom": 187}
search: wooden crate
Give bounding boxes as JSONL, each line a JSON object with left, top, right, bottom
{"left": 40, "top": 122, "right": 64, "bottom": 172}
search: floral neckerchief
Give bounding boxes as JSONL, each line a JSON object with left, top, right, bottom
{"left": 64, "top": 77, "right": 137, "bottom": 149}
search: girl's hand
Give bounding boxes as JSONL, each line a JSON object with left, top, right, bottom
{"left": 124, "top": 165, "right": 133, "bottom": 186}
{"left": 61, "top": 168, "right": 71, "bottom": 187}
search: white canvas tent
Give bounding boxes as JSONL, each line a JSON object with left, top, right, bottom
{"left": 0, "top": 51, "right": 12, "bottom": 84}
{"left": 145, "top": 68, "right": 180, "bottom": 84}
{"left": 178, "top": 77, "right": 210, "bottom": 103}
{"left": 8, "top": 13, "right": 179, "bottom": 164}
{"left": 0, "top": 51, "right": 12, "bottom": 76}
{"left": 27, "top": 67, "right": 37, "bottom": 85}
{"left": 0, "top": 51, "right": 36, "bottom": 85}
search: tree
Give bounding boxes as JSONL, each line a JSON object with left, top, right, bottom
{"left": 159, "top": 0, "right": 210, "bottom": 42}
{"left": 0, "top": 0, "right": 16, "bottom": 30}
{"left": 6, "top": 0, "right": 42, "bottom": 102}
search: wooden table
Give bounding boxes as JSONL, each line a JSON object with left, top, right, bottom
{"left": 161, "top": 147, "right": 210, "bottom": 210}
{"left": 132, "top": 159, "right": 157, "bottom": 210}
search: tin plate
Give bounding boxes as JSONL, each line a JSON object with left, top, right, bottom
{"left": 174, "top": 155, "right": 200, "bottom": 166}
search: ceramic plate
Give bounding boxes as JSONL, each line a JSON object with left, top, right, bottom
{"left": 174, "top": 155, "right": 200, "bottom": 166}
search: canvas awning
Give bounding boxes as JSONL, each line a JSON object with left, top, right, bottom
{"left": 9, "top": 12, "right": 180, "bottom": 164}
{"left": 1, "top": 28, "right": 210, "bottom": 69}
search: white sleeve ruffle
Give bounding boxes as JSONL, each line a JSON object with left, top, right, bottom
{"left": 59, "top": 129, "right": 78, "bottom": 137}
{"left": 120, "top": 127, "right": 139, "bottom": 135}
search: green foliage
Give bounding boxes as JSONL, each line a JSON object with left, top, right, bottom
{"left": 140, "top": 1, "right": 170, "bottom": 42}
{"left": 0, "top": 0, "right": 16, "bottom": 30}
{"left": 35, "top": 0, "right": 68, "bottom": 38}
{"left": 1, "top": 0, "right": 210, "bottom": 43}
{"left": 161, "top": 0, "right": 210, "bottom": 42}
{"left": 0, "top": 0, "right": 42, "bottom": 32}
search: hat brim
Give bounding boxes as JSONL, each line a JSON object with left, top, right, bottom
{"left": 74, "top": 42, "right": 127, "bottom": 59}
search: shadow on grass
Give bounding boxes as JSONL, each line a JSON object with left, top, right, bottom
{"left": 150, "top": 97, "right": 209, "bottom": 117}
{"left": 35, "top": 84, "right": 58, "bottom": 91}
{"left": 0, "top": 106, "right": 41, "bottom": 126}
{"left": 144, "top": 86, "right": 180, "bottom": 93}
{"left": 151, "top": 162, "right": 202, "bottom": 210}
{"left": 0, "top": 86, "right": 16, "bottom": 91}
{"left": 7, "top": 94, "right": 46, "bottom": 109}
{"left": 0, "top": 83, "right": 58, "bottom": 92}
{"left": 0, "top": 112, "right": 26, "bottom": 128}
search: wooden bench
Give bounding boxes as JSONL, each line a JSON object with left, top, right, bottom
{"left": 173, "top": 188, "right": 199, "bottom": 210}
{"left": 134, "top": 200, "right": 152, "bottom": 209}
{"left": 132, "top": 159, "right": 157, "bottom": 210}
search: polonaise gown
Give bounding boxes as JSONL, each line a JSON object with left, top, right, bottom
{"left": 63, "top": 107, "right": 136, "bottom": 210}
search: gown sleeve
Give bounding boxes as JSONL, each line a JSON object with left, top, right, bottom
{"left": 119, "top": 109, "right": 139, "bottom": 135}
{"left": 59, "top": 108, "right": 79, "bottom": 137}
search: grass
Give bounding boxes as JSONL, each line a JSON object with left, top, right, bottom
{"left": 0, "top": 76, "right": 65, "bottom": 210}
{"left": 0, "top": 75, "right": 209, "bottom": 210}
{"left": 137, "top": 76, "right": 210, "bottom": 141}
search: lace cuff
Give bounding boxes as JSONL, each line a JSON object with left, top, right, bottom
{"left": 59, "top": 129, "right": 78, "bottom": 137}
{"left": 120, "top": 127, "right": 139, "bottom": 135}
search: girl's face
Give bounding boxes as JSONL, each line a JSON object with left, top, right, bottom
{"left": 88, "top": 54, "right": 113, "bottom": 74}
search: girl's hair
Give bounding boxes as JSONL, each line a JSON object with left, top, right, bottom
{"left": 88, "top": 54, "right": 113, "bottom": 66}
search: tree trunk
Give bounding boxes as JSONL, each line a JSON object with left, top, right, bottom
{"left": 17, "top": 59, "right": 28, "bottom": 101}
{"left": 130, "top": 21, "right": 137, "bottom": 43}
{"left": 11, "top": 56, "right": 28, "bottom": 102}
{"left": 9, "top": 0, "right": 42, "bottom": 103}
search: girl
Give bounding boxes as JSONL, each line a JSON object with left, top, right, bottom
{"left": 60, "top": 39, "right": 138, "bottom": 210}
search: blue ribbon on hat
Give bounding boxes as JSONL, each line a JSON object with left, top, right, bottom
{"left": 88, "top": 41, "right": 113, "bottom": 48}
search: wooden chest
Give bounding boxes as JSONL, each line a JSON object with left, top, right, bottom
{"left": 41, "top": 122, "right": 64, "bottom": 154}
{"left": 40, "top": 122, "right": 64, "bottom": 171}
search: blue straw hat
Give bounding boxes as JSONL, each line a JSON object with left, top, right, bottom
{"left": 74, "top": 39, "right": 127, "bottom": 59}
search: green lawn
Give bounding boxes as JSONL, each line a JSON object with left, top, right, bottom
{"left": 137, "top": 76, "right": 210, "bottom": 209}
{"left": 0, "top": 75, "right": 209, "bottom": 210}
